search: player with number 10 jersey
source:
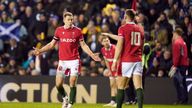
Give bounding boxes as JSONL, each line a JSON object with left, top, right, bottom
{"left": 118, "top": 22, "right": 144, "bottom": 62}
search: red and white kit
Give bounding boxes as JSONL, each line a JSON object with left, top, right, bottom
{"left": 118, "top": 22, "right": 144, "bottom": 77}
{"left": 54, "top": 26, "right": 83, "bottom": 77}
{"left": 101, "top": 44, "right": 120, "bottom": 76}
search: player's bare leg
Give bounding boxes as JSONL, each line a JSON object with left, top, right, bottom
{"left": 104, "top": 77, "right": 117, "bottom": 106}
{"left": 133, "top": 75, "right": 143, "bottom": 108}
{"left": 116, "top": 76, "right": 129, "bottom": 108}
{"left": 56, "top": 75, "right": 68, "bottom": 108}
{"left": 111, "top": 77, "right": 117, "bottom": 103}
{"left": 67, "top": 76, "right": 78, "bottom": 108}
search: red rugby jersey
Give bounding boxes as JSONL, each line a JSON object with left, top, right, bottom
{"left": 101, "top": 44, "right": 116, "bottom": 69}
{"left": 118, "top": 22, "right": 144, "bottom": 62}
{"left": 172, "top": 36, "right": 189, "bottom": 67}
{"left": 54, "top": 26, "right": 83, "bottom": 60}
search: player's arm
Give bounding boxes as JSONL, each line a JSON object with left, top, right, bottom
{"left": 111, "top": 37, "right": 124, "bottom": 71}
{"left": 172, "top": 42, "right": 181, "bottom": 67}
{"left": 33, "top": 39, "right": 57, "bottom": 56}
{"left": 104, "top": 58, "right": 112, "bottom": 76}
{"left": 80, "top": 40, "right": 101, "bottom": 61}
{"left": 104, "top": 59, "right": 111, "bottom": 71}
{"left": 101, "top": 33, "right": 119, "bottom": 41}
{"left": 114, "top": 37, "right": 123, "bottom": 62}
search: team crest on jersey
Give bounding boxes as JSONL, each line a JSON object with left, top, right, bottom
{"left": 72, "top": 32, "right": 75, "bottom": 38}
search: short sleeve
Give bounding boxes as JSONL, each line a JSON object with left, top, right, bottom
{"left": 78, "top": 29, "right": 84, "bottom": 41}
{"left": 118, "top": 27, "right": 124, "bottom": 37}
{"left": 101, "top": 48, "right": 106, "bottom": 59}
{"left": 53, "top": 28, "right": 60, "bottom": 41}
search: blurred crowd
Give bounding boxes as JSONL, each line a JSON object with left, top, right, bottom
{"left": 0, "top": 0, "right": 191, "bottom": 77}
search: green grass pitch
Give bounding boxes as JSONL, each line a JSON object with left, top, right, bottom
{"left": 0, "top": 102, "right": 191, "bottom": 108}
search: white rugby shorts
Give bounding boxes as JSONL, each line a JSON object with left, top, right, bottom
{"left": 121, "top": 62, "right": 143, "bottom": 77}
{"left": 57, "top": 59, "right": 80, "bottom": 77}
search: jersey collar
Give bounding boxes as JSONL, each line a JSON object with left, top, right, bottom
{"left": 126, "top": 22, "right": 135, "bottom": 24}
{"left": 63, "top": 25, "right": 74, "bottom": 29}
{"left": 105, "top": 44, "right": 112, "bottom": 51}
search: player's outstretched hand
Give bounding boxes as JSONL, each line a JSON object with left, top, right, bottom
{"left": 111, "top": 62, "right": 117, "bottom": 72}
{"left": 91, "top": 53, "right": 101, "bottom": 61}
{"left": 32, "top": 47, "right": 41, "bottom": 56}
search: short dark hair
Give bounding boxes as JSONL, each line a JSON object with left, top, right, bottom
{"left": 101, "top": 36, "right": 109, "bottom": 42}
{"left": 173, "top": 28, "right": 183, "bottom": 36}
{"left": 63, "top": 12, "right": 73, "bottom": 18}
{"left": 125, "top": 9, "right": 135, "bottom": 20}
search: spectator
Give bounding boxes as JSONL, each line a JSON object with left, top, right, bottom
{"left": 18, "top": 67, "right": 27, "bottom": 76}
{"left": 136, "top": 12, "right": 150, "bottom": 31}
{"left": 1, "top": 11, "right": 14, "bottom": 23}
{"left": 20, "top": 6, "right": 34, "bottom": 29}
{"left": 47, "top": 14, "right": 59, "bottom": 38}
{"left": 108, "top": 10, "right": 121, "bottom": 35}
{"left": 0, "top": 3, "right": 6, "bottom": 15}
{"left": 26, "top": 56, "right": 41, "bottom": 76}
{"left": 147, "top": 57, "right": 159, "bottom": 77}
{"left": 44, "top": 0, "right": 59, "bottom": 14}
{"left": 11, "top": 8, "right": 20, "bottom": 21}
{"left": 4, "top": 38, "right": 23, "bottom": 64}
{"left": 22, "top": 50, "right": 34, "bottom": 70}
{"left": 142, "top": 43, "right": 152, "bottom": 74}
{"left": 8, "top": 1, "right": 17, "bottom": 14}
{"left": 0, "top": 56, "right": 6, "bottom": 75}
{"left": 170, "top": 2, "right": 180, "bottom": 20}
{"left": 158, "top": 49, "right": 172, "bottom": 77}
{"left": 89, "top": 60, "right": 99, "bottom": 77}
{"left": 181, "top": 0, "right": 190, "bottom": 14}
{"left": 5, "top": 58, "right": 19, "bottom": 75}
{"left": 157, "top": 12, "right": 173, "bottom": 44}
{"left": 150, "top": 21, "right": 160, "bottom": 47}
{"left": 78, "top": 14, "right": 87, "bottom": 28}
{"left": 147, "top": 7, "right": 159, "bottom": 25}
{"left": 80, "top": 66, "right": 88, "bottom": 77}
{"left": 150, "top": 42, "right": 163, "bottom": 60}
{"left": 28, "top": 11, "right": 48, "bottom": 46}
{"left": 181, "top": 16, "right": 191, "bottom": 36}
{"left": 186, "top": 24, "right": 192, "bottom": 76}
{"left": 0, "top": 39, "right": 4, "bottom": 52}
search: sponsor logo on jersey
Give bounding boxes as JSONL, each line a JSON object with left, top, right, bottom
{"left": 60, "top": 38, "right": 76, "bottom": 42}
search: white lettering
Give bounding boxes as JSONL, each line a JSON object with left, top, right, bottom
{"left": 76, "top": 84, "right": 97, "bottom": 103}
{"left": 0, "top": 83, "right": 19, "bottom": 102}
{"left": 0, "top": 83, "right": 98, "bottom": 103}
{"left": 21, "top": 84, "right": 40, "bottom": 102}
{"left": 60, "top": 38, "right": 76, "bottom": 42}
{"left": 41, "top": 84, "right": 49, "bottom": 102}
{"left": 50, "top": 86, "right": 59, "bottom": 103}
{"left": 50, "top": 84, "right": 70, "bottom": 103}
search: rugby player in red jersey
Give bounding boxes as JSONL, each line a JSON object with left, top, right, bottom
{"left": 101, "top": 36, "right": 120, "bottom": 107}
{"left": 102, "top": 9, "right": 144, "bottom": 108}
{"left": 32, "top": 12, "right": 101, "bottom": 108}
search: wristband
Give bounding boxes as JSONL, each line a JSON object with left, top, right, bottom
{"left": 113, "top": 59, "right": 117, "bottom": 63}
